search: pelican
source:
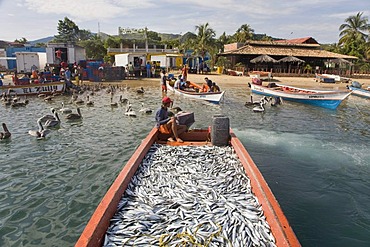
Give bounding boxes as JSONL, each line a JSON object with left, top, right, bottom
{"left": 245, "top": 95, "right": 260, "bottom": 106}
{"left": 11, "top": 99, "right": 29, "bottom": 107}
{"left": 119, "top": 95, "right": 128, "bottom": 104}
{"left": 66, "top": 108, "right": 82, "bottom": 120}
{"left": 110, "top": 96, "right": 118, "bottom": 107}
{"left": 75, "top": 96, "right": 84, "bottom": 104}
{"left": 271, "top": 96, "right": 283, "bottom": 106}
{"left": 0, "top": 123, "right": 11, "bottom": 139}
{"left": 44, "top": 95, "right": 53, "bottom": 102}
{"left": 39, "top": 108, "right": 56, "bottom": 123}
{"left": 124, "top": 101, "right": 136, "bottom": 117}
{"left": 139, "top": 103, "right": 152, "bottom": 114}
{"left": 60, "top": 102, "right": 72, "bottom": 114}
{"left": 29, "top": 119, "right": 50, "bottom": 139}
{"left": 45, "top": 110, "right": 61, "bottom": 129}
{"left": 86, "top": 95, "right": 94, "bottom": 106}
{"left": 136, "top": 87, "right": 145, "bottom": 94}
{"left": 253, "top": 102, "right": 265, "bottom": 113}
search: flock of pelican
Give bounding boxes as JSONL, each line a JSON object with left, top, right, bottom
{"left": 1, "top": 84, "right": 154, "bottom": 140}
{"left": 245, "top": 95, "right": 283, "bottom": 112}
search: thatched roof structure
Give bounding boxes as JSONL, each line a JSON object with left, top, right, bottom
{"left": 221, "top": 40, "right": 357, "bottom": 60}
{"left": 278, "top": 56, "right": 305, "bottom": 63}
{"left": 250, "top": 54, "right": 277, "bottom": 63}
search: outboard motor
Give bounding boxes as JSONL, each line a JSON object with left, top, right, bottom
{"left": 351, "top": 81, "right": 362, "bottom": 89}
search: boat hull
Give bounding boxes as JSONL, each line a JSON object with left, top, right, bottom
{"left": 348, "top": 86, "right": 370, "bottom": 99}
{"left": 168, "top": 84, "right": 225, "bottom": 104}
{"left": 76, "top": 128, "right": 300, "bottom": 247}
{"left": 251, "top": 83, "right": 351, "bottom": 109}
{"left": 0, "top": 81, "right": 65, "bottom": 96}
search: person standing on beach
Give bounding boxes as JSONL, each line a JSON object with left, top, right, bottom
{"left": 155, "top": 96, "right": 187, "bottom": 143}
{"left": 146, "top": 62, "right": 152, "bottom": 78}
{"left": 160, "top": 70, "right": 168, "bottom": 92}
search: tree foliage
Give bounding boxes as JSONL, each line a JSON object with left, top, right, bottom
{"left": 79, "top": 35, "right": 107, "bottom": 60}
{"left": 54, "top": 17, "right": 81, "bottom": 43}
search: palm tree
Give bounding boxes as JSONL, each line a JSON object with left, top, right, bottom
{"left": 233, "top": 24, "right": 255, "bottom": 43}
{"left": 194, "top": 23, "right": 216, "bottom": 63}
{"left": 339, "top": 12, "right": 369, "bottom": 45}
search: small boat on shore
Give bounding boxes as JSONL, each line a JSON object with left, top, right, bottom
{"left": 0, "top": 81, "right": 65, "bottom": 97}
{"left": 248, "top": 71, "right": 273, "bottom": 80}
{"left": 347, "top": 86, "right": 370, "bottom": 99}
{"left": 249, "top": 82, "right": 351, "bottom": 109}
{"left": 167, "top": 82, "right": 225, "bottom": 104}
{"left": 315, "top": 73, "right": 351, "bottom": 83}
{"left": 76, "top": 126, "right": 300, "bottom": 247}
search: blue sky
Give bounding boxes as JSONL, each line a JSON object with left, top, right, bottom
{"left": 1, "top": 0, "right": 368, "bottom": 44}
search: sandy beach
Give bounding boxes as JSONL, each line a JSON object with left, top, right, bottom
{"left": 2, "top": 72, "right": 370, "bottom": 90}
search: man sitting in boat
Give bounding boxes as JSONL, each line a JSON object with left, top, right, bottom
{"left": 173, "top": 75, "right": 182, "bottom": 89}
{"left": 211, "top": 82, "right": 220, "bottom": 92}
{"left": 155, "top": 96, "right": 187, "bottom": 143}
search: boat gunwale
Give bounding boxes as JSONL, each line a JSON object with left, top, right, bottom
{"left": 0, "top": 81, "right": 65, "bottom": 89}
{"left": 75, "top": 128, "right": 300, "bottom": 247}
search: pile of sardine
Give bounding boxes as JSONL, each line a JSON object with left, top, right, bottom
{"left": 104, "top": 144, "right": 276, "bottom": 247}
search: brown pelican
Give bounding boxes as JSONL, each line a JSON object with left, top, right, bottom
{"left": 124, "top": 101, "right": 136, "bottom": 117}
{"left": 110, "top": 96, "right": 118, "bottom": 107}
{"left": 39, "top": 108, "right": 56, "bottom": 123}
{"left": 29, "top": 119, "right": 50, "bottom": 139}
{"left": 136, "top": 87, "right": 145, "bottom": 94}
{"left": 45, "top": 110, "right": 61, "bottom": 129}
{"left": 0, "top": 123, "right": 11, "bottom": 139}
{"left": 139, "top": 103, "right": 152, "bottom": 114}
{"left": 86, "top": 95, "right": 94, "bottom": 106}
{"left": 66, "top": 108, "right": 82, "bottom": 120}
{"left": 245, "top": 95, "right": 261, "bottom": 106}
{"left": 60, "top": 102, "right": 72, "bottom": 114}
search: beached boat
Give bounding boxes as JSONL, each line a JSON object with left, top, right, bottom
{"left": 76, "top": 127, "right": 300, "bottom": 247}
{"left": 347, "top": 86, "right": 370, "bottom": 99}
{"left": 249, "top": 71, "right": 272, "bottom": 80}
{"left": 315, "top": 73, "right": 351, "bottom": 83}
{"left": 167, "top": 83, "right": 225, "bottom": 104}
{"left": 0, "top": 81, "right": 65, "bottom": 97}
{"left": 250, "top": 82, "right": 351, "bottom": 109}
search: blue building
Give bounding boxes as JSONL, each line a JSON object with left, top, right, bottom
{"left": 6, "top": 46, "right": 46, "bottom": 70}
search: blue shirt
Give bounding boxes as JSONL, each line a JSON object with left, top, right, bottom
{"left": 155, "top": 106, "right": 170, "bottom": 127}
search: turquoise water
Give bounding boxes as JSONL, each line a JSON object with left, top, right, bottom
{"left": 1, "top": 80, "right": 369, "bottom": 246}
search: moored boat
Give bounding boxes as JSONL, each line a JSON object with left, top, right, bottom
{"left": 249, "top": 82, "right": 351, "bottom": 109}
{"left": 347, "top": 86, "right": 370, "bottom": 99}
{"left": 0, "top": 81, "right": 65, "bottom": 97}
{"left": 76, "top": 126, "right": 300, "bottom": 247}
{"left": 167, "top": 82, "right": 225, "bottom": 104}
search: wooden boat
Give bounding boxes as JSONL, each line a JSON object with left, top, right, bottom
{"left": 76, "top": 127, "right": 300, "bottom": 247}
{"left": 167, "top": 82, "right": 225, "bottom": 104}
{"left": 347, "top": 85, "right": 370, "bottom": 99}
{"left": 315, "top": 73, "right": 351, "bottom": 83}
{"left": 250, "top": 82, "right": 352, "bottom": 109}
{"left": 0, "top": 81, "right": 65, "bottom": 97}
{"left": 248, "top": 71, "right": 272, "bottom": 80}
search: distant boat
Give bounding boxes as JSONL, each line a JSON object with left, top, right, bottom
{"left": 168, "top": 82, "right": 225, "bottom": 104}
{"left": 248, "top": 71, "right": 272, "bottom": 80}
{"left": 250, "top": 82, "right": 352, "bottom": 109}
{"left": 315, "top": 73, "right": 351, "bottom": 83}
{"left": 0, "top": 81, "right": 65, "bottom": 97}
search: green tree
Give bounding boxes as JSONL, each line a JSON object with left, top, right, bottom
{"left": 339, "top": 12, "right": 369, "bottom": 45}
{"left": 232, "top": 24, "right": 254, "bottom": 43}
{"left": 194, "top": 23, "right": 216, "bottom": 61}
{"left": 14, "top": 37, "right": 28, "bottom": 44}
{"left": 79, "top": 35, "right": 107, "bottom": 60}
{"left": 54, "top": 17, "right": 80, "bottom": 43}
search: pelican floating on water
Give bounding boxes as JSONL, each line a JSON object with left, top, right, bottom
{"left": 124, "top": 101, "right": 136, "bottom": 117}
{"left": 45, "top": 110, "right": 61, "bottom": 129}
{"left": 139, "top": 103, "right": 152, "bottom": 114}
{"left": 86, "top": 95, "right": 94, "bottom": 106}
{"left": 66, "top": 108, "right": 82, "bottom": 120}
{"left": 0, "top": 123, "right": 11, "bottom": 139}
{"left": 136, "top": 87, "right": 145, "bottom": 94}
{"left": 110, "top": 96, "right": 118, "bottom": 107}
{"left": 29, "top": 119, "right": 50, "bottom": 139}
{"left": 60, "top": 102, "right": 72, "bottom": 114}
{"left": 39, "top": 108, "right": 56, "bottom": 123}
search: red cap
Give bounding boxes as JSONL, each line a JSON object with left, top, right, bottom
{"left": 162, "top": 96, "right": 172, "bottom": 104}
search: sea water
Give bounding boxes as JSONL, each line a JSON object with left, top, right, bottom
{"left": 0, "top": 81, "right": 369, "bottom": 247}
